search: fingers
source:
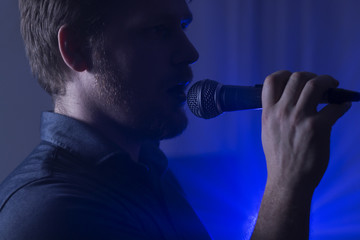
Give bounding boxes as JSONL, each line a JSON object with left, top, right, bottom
{"left": 263, "top": 71, "right": 351, "bottom": 125}
{"left": 280, "top": 72, "right": 317, "bottom": 107}
{"left": 262, "top": 70, "right": 292, "bottom": 109}
{"left": 262, "top": 71, "right": 318, "bottom": 109}
{"left": 318, "top": 102, "right": 352, "bottom": 126}
{"left": 261, "top": 70, "right": 352, "bottom": 197}
{"left": 296, "top": 75, "right": 339, "bottom": 114}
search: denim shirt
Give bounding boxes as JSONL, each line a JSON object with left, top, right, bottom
{"left": 0, "top": 112, "right": 211, "bottom": 240}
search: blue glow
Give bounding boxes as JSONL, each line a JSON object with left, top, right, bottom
{"left": 162, "top": 1, "right": 360, "bottom": 239}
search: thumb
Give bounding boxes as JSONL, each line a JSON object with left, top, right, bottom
{"left": 318, "top": 102, "right": 352, "bottom": 126}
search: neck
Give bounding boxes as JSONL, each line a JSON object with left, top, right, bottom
{"left": 54, "top": 103, "right": 144, "bottom": 163}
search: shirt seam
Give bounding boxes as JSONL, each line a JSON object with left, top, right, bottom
{"left": 0, "top": 147, "right": 59, "bottom": 213}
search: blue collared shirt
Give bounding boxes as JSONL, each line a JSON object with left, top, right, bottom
{"left": 0, "top": 112, "right": 211, "bottom": 240}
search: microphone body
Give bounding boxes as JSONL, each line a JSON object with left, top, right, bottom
{"left": 187, "top": 79, "right": 360, "bottom": 119}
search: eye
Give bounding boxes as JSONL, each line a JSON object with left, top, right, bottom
{"left": 149, "top": 24, "right": 171, "bottom": 37}
{"left": 152, "top": 25, "right": 168, "bottom": 33}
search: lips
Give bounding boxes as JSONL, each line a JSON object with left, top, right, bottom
{"left": 167, "top": 68, "right": 193, "bottom": 105}
{"left": 167, "top": 82, "right": 189, "bottom": 105}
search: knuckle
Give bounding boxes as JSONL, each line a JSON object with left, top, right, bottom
{"left": 290, "top": 113, "right": 302, "bottom": 126}
{"left": 305, "top": 79, "right": 318, "bottom": 90}
{"left": 299, "top": 71, "right": 317, "bottom": 78}
{"left": 291, "top": 71, "right": 303, "bottom": 79}
{"left": 273, "top": 107, "right": 289, "bottom": 123}
{"left": 262, "top": 107, "right": 283, "bottom": 123}
{"left": 264, "top": 75, "right": 276, "bottom": 86}
{"left": 264, "top": 70, "right": 292, "bottom": 85}
{"left": 279, "top": 70, "right": 292, "bottom": 76}
{"left": 261, "top": 111, "right": 270, "bottom": 122}
{"left": 262, "top": 108, "right": 274, "bottom": 121}
{"left": 303, "top": 118, "right": 319, "bottom": 131}
{"left": 290, "top": 72, "right": 318, "bottom": 83}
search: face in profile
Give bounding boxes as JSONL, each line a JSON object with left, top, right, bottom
{"left": 90, "top": 0, "right": 199, "bottom": 141}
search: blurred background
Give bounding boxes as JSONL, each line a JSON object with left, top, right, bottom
{"left": 2, "top": 0, "right": 360, "bottom": 239}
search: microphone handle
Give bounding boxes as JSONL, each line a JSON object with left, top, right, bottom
{"left": 326, "top": 88, "right": 360, "bottom": 103}
{"left": 220, "top": 85, "right": 262, "bottom": 111}
{"left": 219, "top": 84, "right": 360, "bottom": 112}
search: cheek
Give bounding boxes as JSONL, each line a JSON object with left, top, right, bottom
{"left": 114, "top": 39, "right": 173, "bottom": 78}
{"left": 130, "top": 42, "right": 172, "bottom": 68}
{"left": 111, "top": 44, "right": 173, "bottom": 104}
{"left": 125, "top": 66, "right": 168, "bottom": 100}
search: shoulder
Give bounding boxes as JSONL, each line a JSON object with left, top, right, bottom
{"left": 0, "top": 176, "right": 147, "bottom": 240}
{"left": 0, "top": 143, "right": 147, "bottom": 240}
{"left": 0, "top": 141, "right": 78, "bottom": 210}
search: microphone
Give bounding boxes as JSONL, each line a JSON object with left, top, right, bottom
{"left": 187, "top": 79, "right": 360, "bottom": 119}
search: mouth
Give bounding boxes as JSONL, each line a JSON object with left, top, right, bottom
{"left": 167, "top": 81, "right": 190, "bottom": 105}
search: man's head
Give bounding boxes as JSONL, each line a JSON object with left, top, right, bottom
{"left": 19, "top": 0, "right": 114, "bottom": 96}
{"left": 20, "top": 0, "right": 199, "bottom": 141}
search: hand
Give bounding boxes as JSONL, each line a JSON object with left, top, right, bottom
{"left": 252, "top": 70, "right": 351, "bottom": 240}
{"left": 261, "top": 70, "right": 351, "bottom": 194}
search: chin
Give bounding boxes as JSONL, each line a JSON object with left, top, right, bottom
{"left": 160, "top": 121, "right": 188, "bottom": 140}
{"left": 152, "top": 110, "right": 189, "bottom": 141}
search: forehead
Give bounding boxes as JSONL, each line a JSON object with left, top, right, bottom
{"left": 109, "top": 0, "right": 192, "bottom": 26}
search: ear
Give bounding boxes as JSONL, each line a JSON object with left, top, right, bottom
{"left": 58, "top": 25, "right": 89, "bottom": 72}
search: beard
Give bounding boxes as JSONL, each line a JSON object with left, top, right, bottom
{"left": 90, "top": 44, "right": 188, "bottom": 141}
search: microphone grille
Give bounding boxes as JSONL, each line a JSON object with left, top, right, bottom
{"left": 187, "top": 79, "right": 222, "bottom": 119}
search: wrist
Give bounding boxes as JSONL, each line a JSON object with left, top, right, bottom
{"left": 264, "top": 177, "right": 315, "bottom": 203}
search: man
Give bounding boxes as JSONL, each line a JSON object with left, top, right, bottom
{"left": 0, "top": 0, "right": 351, "bottom": 239}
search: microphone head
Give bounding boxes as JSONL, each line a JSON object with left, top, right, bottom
{"left": 187, "top": 79, "right": 222, "bottom": 119}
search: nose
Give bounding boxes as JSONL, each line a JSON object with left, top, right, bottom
{"left": 172, "top": 31, "right": 199, "bottom": 65}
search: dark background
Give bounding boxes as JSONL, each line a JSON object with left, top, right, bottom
{"left": 2, "top": 0, "right": 360, "bottom": 239}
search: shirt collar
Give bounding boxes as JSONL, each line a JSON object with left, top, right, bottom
{"left": 40, "top": 112, "right": 168, "bottom": 175}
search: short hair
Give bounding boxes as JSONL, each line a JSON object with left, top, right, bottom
{"left": 18, "top": 0, "right": 113, "bottom": 96}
